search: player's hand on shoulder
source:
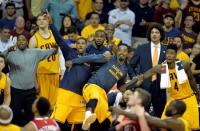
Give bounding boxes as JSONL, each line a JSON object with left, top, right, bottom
{"left": 103, "top": 51, "right": 111, "bottom": 61}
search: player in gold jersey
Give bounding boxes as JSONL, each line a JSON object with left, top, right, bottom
{"left": 0, "top": 54, "right": 10, "bottom": 106}
{"left": 132, "top": 44, "right": 200, "bottom": 129}
{"left": 29, "top": 12, "right": 65, "bottom": 108}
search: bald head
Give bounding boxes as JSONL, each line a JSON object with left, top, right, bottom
{"left": 0, "top": 105, "right": 13, "bottom": 124}
{"left": 16, "top": 16, "right": 25, "bottom": 29}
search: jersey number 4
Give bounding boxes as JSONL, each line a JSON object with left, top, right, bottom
{"left": 174, "top": 82, "right": 179, "bottom": 91}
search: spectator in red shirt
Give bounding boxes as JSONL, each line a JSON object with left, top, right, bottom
{"left": 182, "top": 0, "right": 200, "bottom": 33}
{"left": 11, "top": 16, "right": 31, "bottom": 41}
{"left": 153, "top": 0, "right": 175, "bottom": 24}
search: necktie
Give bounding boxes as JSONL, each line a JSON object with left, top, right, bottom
{"left": 152, "top": 46, "right": 158, "bottom": 81}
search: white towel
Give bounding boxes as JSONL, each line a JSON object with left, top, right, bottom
{"left": 160, "top": 61, "right": 171, "bottom": 89}
{"left": 160, "top": 60, "right": 188, "bottom": 89}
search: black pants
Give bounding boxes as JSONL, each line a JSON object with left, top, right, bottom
{"left": 10, "top": 87, "right": 36, "bottom": 126}
{"left": 148, "top": 81, "right": 166, "bottom": 117}
{"left": 90, "top": 118, "right": 111, "bottom": 131}
{"left": 57, "top": 121, "right": 83, "bottom": 131}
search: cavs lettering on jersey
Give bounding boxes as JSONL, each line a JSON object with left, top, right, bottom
{"left": 34, "top": 31, "right": 59, "bottom": 74}
{"left": 168, "top": 69, "right": 193, "bottom": 99}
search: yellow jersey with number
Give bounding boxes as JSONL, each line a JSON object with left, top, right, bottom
{"left": 34, "top": 31, "right": 59, "bottom": 74}
{"left": 167, "top": 69, "right": 194, "bottom": 99}
{"left": 0, "top": 73, "right": 7, "bottom": 90}
{"left": 178, "top": 117, "right": 191, "bottom": 131}
{"left": 0, "top": 124, "right": 21, "bottom": 131}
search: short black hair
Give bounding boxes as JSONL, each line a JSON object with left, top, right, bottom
{"left": 76, "top": 37, "right": 88, "bottom": 44}
{"left": 174, "top": 100, "right": 186, "bottom": 115}
{"left": 146, "top": 23, "right": 165, "bottom": 42}
{"left": 135, "top": 88, "right": 151, "bottom": 107}
{"left": 89, "top": 12, "right": 100, "bottom": 19}
{"left": 167, "top": 44, "right": 178, "bottom": 52}
{"left": 67, "top": 26, "right": 78, "bottom": 34}
{"left": 118, "top": 43, "right": 130, "bottom": 49}
{"left": 5, "top": 2, "right": 15, "bottom": 9}
{"left": 36, "top": 97, "right": 50, "bottom": 116}
{"left": 184, "top": 14, "right": 194, "bottom": 21}
{"left": 95, "top": 30, "right": 106, "bottom": 37}
{"left": 174, "top": 35, "right": 183, "bottom": 42}
{"left": 0, "top": 26, "right": 10, "bottom": 32}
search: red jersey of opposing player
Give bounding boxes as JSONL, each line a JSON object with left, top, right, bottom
{"left": 31, "top": 117, "right": 60, "bottom": 131}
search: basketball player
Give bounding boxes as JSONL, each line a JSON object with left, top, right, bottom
{"left": 49, "top": 20, "right": 111, "bottom": 131}
{"left": 24, "top": 97, "right": 60, "bottom": 131}
{"left": 29, "top": 12, "right": 65, "bottom": 108}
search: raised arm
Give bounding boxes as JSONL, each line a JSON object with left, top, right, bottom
{"left": 49, "top": 24, "right": 77, "bottom": 60}
{"left": 72, "top": 54, "right": 109, "bottom": 64}
{"left": 142, "top": 65, "right": 162, "bottom": 80}
{"left": 37, "top": 48, "right": 57, "bottom": 61}
{"left": 110, "top": 107, "right": 182, "bottom": 130}
{"left": 119, "top": 65, "right": 161, "bottom": 90}
{"left": 184, "top": 61, "right": 200, "bottom": 102}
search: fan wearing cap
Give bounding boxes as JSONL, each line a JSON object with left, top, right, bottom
{"left": 162, "top": 12, "right": 181, "bottom": 45}
{"left": 0, "top": 105, "right": 21, "bottom": 131}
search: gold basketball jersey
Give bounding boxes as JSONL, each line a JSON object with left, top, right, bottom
{"left": 0, "top": 72, "right": 7, "bottom": 90}
{"left": 34, "top": 31, "right": 59, "bottom": 74}
{"left": 167, "top": 69, "right": 193, "bottom": 99}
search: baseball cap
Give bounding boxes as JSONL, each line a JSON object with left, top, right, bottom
{"left": 164, "top": 12, "right": 175, "bottom": 19}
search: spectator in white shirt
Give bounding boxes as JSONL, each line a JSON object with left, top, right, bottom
{"left": 109, "top": 0, "right": 135, "bottom": 47}
{"left": 0, "top": 26, "right": 16, "bottom": 52}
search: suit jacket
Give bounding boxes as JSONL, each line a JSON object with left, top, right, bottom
{"left": 130, "top": 43, "right": 166, "bottom": 90}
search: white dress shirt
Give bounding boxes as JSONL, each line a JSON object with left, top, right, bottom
{"left": 109, "top": 8, "right": 135, "bottom": 46}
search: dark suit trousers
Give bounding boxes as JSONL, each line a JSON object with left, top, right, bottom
{"left": 148, "top": 80, "right": 166, "bottom": 117}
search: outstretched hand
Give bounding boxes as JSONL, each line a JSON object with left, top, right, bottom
{"left": 119, "top": 75, "right": 143, "bottom": 92}
{"left": 103, "top": 51, "right": 111, "bottom": 61}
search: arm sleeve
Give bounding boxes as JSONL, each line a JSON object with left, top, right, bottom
{"left": 108, "top": 11, "right": 118, "bottom": 24}
{"left": 37, "top": 49, "right": 55, "bottom": 61}
{"left": 72, "top": 54, "right": 109, "bottom": 64}
{"left": 117, "top": 76, "right": 127, "bottom": 89}
{"left": 59, "top": 48, "right": 66, "bottom": 76}
{"left": 50, "top": 24, "right": 77, "bottom": 60}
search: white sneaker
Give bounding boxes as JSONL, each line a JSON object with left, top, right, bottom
{"left": 82, "top": 111, "right": 97, "bottom": 130}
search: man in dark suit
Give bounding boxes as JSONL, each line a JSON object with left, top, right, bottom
{"left": 130, "top": 23, "right": 166, "bottom": 117}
